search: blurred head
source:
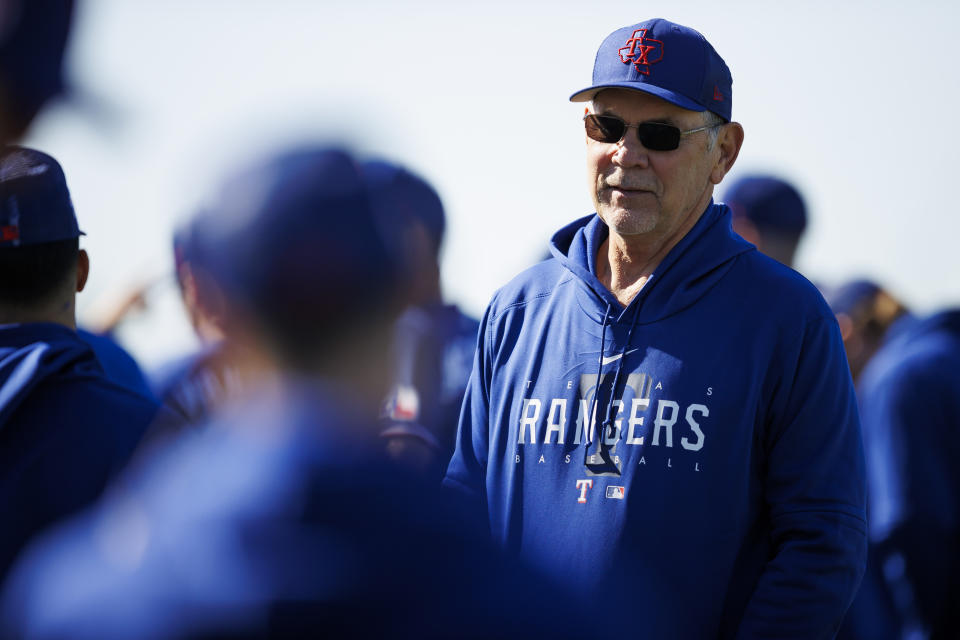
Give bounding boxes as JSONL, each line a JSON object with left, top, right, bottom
{"left": 0, "top": 145, "right": 87, "bottom": 326}
{"left": 724, "top": 175, "right": 807, "bottom": 268}
{"left": 826, "top": 279, "right": 909, "bottom": 382}
{"left": 570, "top": 20, "right": 742, "bottom": 242}
{"left": 0, "top": 0, "right": 75, "bottom": 143}
{"left": 171, "top": 218, "right": 228, "bottom": 343}
{"left": 189, "top": 146, "right": 409, "bottom": 399}
{"left": 361, "top": 160, "right": 445, "bottom": 306}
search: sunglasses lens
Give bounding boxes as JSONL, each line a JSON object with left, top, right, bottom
{"left": 584, "top": 115, "right": 625, "bottom": 143}
{"left": 637, "top": 123, "right": 681, "bottom": 151}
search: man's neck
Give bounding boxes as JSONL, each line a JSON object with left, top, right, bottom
{"left": 0, "top": 300, "right": 77, "bottom": 329}
{"left": 596, "top": 203, "right": 709, "bottom": 307}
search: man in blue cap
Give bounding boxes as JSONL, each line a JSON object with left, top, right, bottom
{"left": 0, "top": 145, "right": 160, "bottom": 580}
{"left": 724, "top": 174, "right": 808, "bottom": 268}
{"left": 446, "top": 18, "right": 866, "bottom": 637}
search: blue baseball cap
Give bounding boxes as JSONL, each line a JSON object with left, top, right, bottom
{"left": 724, "top": 175, "right": 807, "bottom": 235}
{"left": 0, "top": 146, "right": 83, "bottom": 247}
{"left": 825, "top": 279, "right": 882, "bottom": 317}
{"left": 570, "top": 18, "right": 733, "bottom": 121}
{"left": 188, "top": 146, "right": 401, "bottom": 341}
{"left": 361, "top": 160, "right": 446, "bottom": 255}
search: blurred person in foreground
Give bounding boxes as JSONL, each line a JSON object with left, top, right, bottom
{"left": 0, "top": 146, "right": 160, "bottom": 581}
{"left": 444, "top": 18, "right": 866, "bottom": 637}
{"left": 723, "top": 174, "right": 807, "bottom": 269}
{"left": 0, "top": 0, "right": 74, "bottom": 144}
{"left": 1, "top": 146, "right": 599, "bottom": 640}
{"left": 829, "top": 280, "right": 960, "bottom": 639}
{"left": 363, "top": 160, "right": 479, "bottom": 476}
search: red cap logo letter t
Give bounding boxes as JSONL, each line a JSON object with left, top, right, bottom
{"left": 618, "top": 29, "right": 664, "bottom": 76}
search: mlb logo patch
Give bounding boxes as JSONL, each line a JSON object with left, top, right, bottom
{"left": 605, "top": 486, "right": 625, "bottom": 500}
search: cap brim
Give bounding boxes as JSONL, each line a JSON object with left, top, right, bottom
{"left": 569, "top": 82, "right": 705, "bottom": 113}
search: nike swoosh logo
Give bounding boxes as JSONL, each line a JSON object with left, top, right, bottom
{"left": 600, "top": 348, "right": 639, "bottom": 365}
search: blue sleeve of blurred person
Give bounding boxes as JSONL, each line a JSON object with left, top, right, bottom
{"left": 441, "top": 304, "right": 492, "bottom": 525}
{"left": 382, "top": 303, "right": 480, "bottom": 474}
{"left": 855, "top": 309, "right": 960, "bottom": 635}
{"left": 77, "top": 329, "right": 155, "bottom": 401}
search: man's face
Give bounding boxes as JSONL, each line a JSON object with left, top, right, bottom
{"left": 586, "top": 89, "right": 721, "bottom": 239}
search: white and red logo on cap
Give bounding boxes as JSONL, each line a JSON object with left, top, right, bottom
{"left": 619, "top": 29, "right": 664, "bottom": 75}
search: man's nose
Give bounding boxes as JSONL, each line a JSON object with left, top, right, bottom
{"left": 611, "top": 131, "right": 650, "bottom": 168}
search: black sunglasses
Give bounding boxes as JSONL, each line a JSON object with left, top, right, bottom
{"left": 583, "top": 114, "right": 721, "bottom": 151}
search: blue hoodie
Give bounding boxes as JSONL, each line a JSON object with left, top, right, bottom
{"left": 1, "top": 379, "right": 607, "bottom": 639}
{"left": 445, "top": 203, "right": 867, "bottom": 638}
{"left": 0, "top": 323, "right": 159, "bottom": 579}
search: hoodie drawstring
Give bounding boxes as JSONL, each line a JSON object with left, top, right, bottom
{"left": 584, "top": 297, "right": 644, "bottom": 473}
{"left": 600, "top": 300, "right": 643, "bottom": 440}
{"left": 584, "top": 302, "right": 612, "bottom": 466}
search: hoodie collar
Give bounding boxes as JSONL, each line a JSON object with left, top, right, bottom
{"left": 549, "top": 202, "right": 754, "bottom": 327}
{"left": 0, "top": 323, "right": 99, "bottom": 429}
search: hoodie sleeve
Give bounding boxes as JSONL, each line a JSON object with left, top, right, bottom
{"left": 442, "top": 303, "right": 494, "bottom": 520}
{"left": 736, "top": 316, "right": 867, "bottom": 639}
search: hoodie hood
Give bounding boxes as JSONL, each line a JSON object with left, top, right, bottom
{"left": 0, "top": 323, "right": 100, "bottom": 429}
{"left": 549, "top": 202, "right": 754, "bottom": 326}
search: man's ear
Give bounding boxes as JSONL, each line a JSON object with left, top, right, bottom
{"left": 710, "top": 122, "right": 744, "bottom": 185}
{"left": 76, "top": 248, "right": 89, "bottom": 293}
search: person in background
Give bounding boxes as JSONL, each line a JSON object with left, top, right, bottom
{"left": 0, "top": 0, "right": 155, "bottom": 400}
{"left": 826, "top": 279, "right": 912, "bottom": 384}
{"left": 363, "top": 160, "right": 479, "bottom": 476}
{"left": 828, "top": 280, "right": 959, "bottom": 639}
{"left": 1, "top": 145, "right": 600, "bottom": 639}
{"left": 145, "top": 218, "right": 261, "bottom": 428}
{"left": 0, "top": 145, "right": 160, "bottom": 580}
{"left": 723, "top": 174, "right": 807, "bottom": 268}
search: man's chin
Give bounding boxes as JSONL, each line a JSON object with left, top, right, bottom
{"left": 598, "top": 209, "right": 658, "bottom": 236}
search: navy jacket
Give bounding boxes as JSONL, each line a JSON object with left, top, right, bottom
{"left": 0, "top": 323, "right": 159, "bottom": 580}
{"left": 1, "top": 378, "right": 602, "bottom": 639}
{"left": 855, "top": 309, "right": 960, "bottom": 636}
{"left": 446, "top": 203, "right": 867, "bottom": 638}
{"left": 382, "top": 303, "right": 479, "bottom": 473}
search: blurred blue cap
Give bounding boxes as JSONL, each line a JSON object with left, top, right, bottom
{"left": 189, "top": 147, "right": 399, "bottom": 335}
{"left": 570, "top": 18, "right": 733, "bottom": 121}
{"left": 724, "top": 175, "right": 807, "bottom": 235}
{"left": 361, "top": 160, "right": 445, "bottom": 254}
{"left": 0, "top": 0, "right": 75, "bottom": 136}
{"left": 826, "top": 279, "right": 881, "bottom": 317}
{"left": 0, "top": 145, "right": 84, "bottom": 246}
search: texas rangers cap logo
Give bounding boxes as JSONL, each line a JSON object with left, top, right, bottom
{"left": 618, "top": 28, "right": 663, "bottom": 75}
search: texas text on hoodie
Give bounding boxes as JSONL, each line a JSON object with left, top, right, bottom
{"left": 445, "top": 203, "right": 867, "bottom": 638}
{"left": 0, "top": 323, "right": 159, "bottom": 580}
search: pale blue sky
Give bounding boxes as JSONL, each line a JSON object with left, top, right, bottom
{"left": 24, "top": 0, "right": 960, "bottom": 366}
